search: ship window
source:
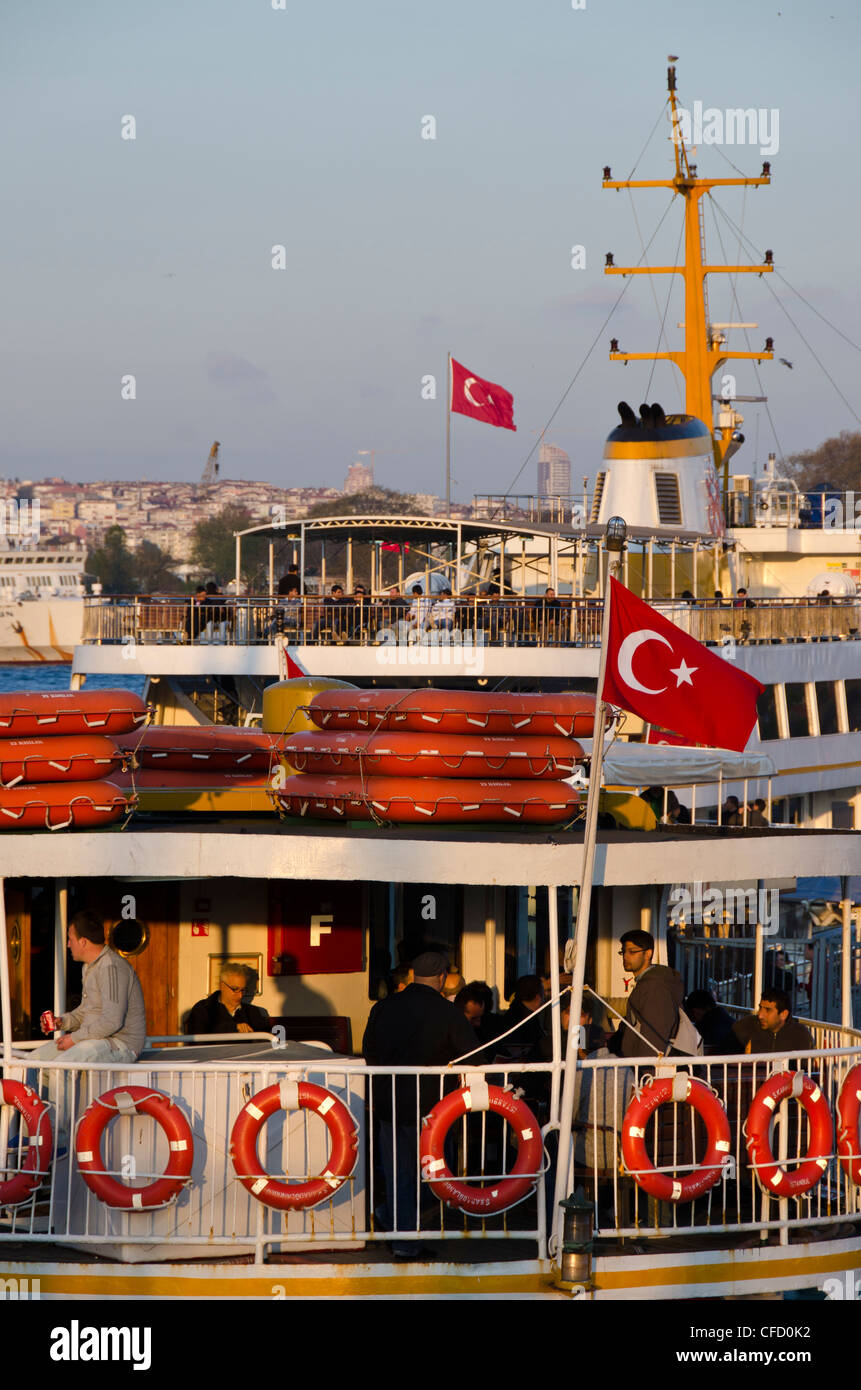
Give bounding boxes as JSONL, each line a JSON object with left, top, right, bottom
{"left": 847, "top": 680, "right": 861, "bottom": 732}
{"left": 831, "top": 800, "right": 854, "bottom": 829}
{"left": 756, "top": 686, "right": 779, "bottom": 741}
{"left": 108, "top": 917, "right": 149, "bottom": 958}
{"left": 785, "top": 682, "right": 810, "bottom": 738}
{"left": 590, "top": 472, "right": 606, "bottom": 523}
{"left": 654, "top": 473, "right": 682, "bottom": 525}
{"left": 816, "top": 681, "right": 840, "bottom": 736}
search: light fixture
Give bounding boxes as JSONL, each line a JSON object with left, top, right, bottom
{"left": 605, "top": 516, "right": 627, "bottom": 552}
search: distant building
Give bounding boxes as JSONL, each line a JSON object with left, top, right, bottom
{"left": 344, "top": 461, "right": 373, "bottom": 495}
{"left": 537, "top": 444, "right": 571, "bottom": 497}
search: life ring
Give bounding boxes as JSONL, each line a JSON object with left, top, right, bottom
{"left": 0, "top": 1079, "right": 53, "bottom": 1206}
{"left": 745, "top": 1071, "right": 832, "bottom": 1198}
{"left": 230, "top": 1081, "right": 358, "bottom": 1210}
{"left": 621, "top": 1073, "right": 731, "bottom": 1202}
{"left": 76, "top": 1086, "right": 194, "bottom": 1210}
{"left": 419, "top": 1084, "right": 543, "bottom": 1216}
{"left": 836, "top": 1064, "right": 861, "bottom": 1186}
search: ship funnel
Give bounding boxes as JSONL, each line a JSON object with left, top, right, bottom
{"left": 617, "top": 401, "right": 638, "bottom": 426}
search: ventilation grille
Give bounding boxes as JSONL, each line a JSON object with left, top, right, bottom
{"left": 654, "top": 472, "right": 682, "bottom": 525}
{"left": 590, "top": 471, "right": 606, "bottom": 523}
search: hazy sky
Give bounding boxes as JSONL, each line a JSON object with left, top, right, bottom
{"left": 3, "top": 0, "right": 859, "bottom": 499}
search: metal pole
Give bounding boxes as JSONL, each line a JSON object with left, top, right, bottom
{"left": 841, "top": 876, "right": 853, "bottom": 1030}
{"left": 455, "top": 524, "right": 462, "bottom": 596}
{"left": 234, "top": 534, "right": 241, "bottom": 598}
{"left": 551, "top": 550, "right": 621, "bottom": 1257}
{"left": 0, "top": 878, "right": 12, "bottom": 1072}
{"left": 268, "top": 540, "right": 274, "bottom": 598}
{"left": 53, "top": 879, "right": 68, "bottom": 1022}
{"left": 445, "top": 352, "right": 452, "bottom": 511}
{"left": 347, "top": 536, "right": 353, "bottom": 593}
{"left": 548, "top": 888, "right": 562, "bottom": 1121}
{"left": 299, "top": 522, "right": 306, "bottom": 594}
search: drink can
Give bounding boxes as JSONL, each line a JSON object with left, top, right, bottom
{"left": 40, "top": 1010, "right": 57, "bottom": 1033}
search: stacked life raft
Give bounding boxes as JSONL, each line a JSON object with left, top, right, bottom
{"left": 274, "top": 688, "right": 595, "bottom": 825}
{"left": 113, "top": 723, "right": 289, "bottom": 813}
{"left": 0, "top": 690, "right": 147, "bottom": 830}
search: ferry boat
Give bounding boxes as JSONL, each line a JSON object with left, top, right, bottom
{"left": 0, "top": 537, "right": 86, "bottom": 663}
{"left": 1, "top": 63, "right": 859, "bottom": 1304}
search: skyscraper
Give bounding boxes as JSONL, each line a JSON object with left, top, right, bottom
{"left": 344, "top": 460, "right": 374, "bottom": 494}
{"left": 537, "top": 444, "right": 571, "bottom": 497}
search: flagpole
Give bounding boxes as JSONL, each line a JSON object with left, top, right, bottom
{"left": 550, "top": 517, "right": 626, "bottom": 1260}
{"left": 445, "top": 352, "right": 452, "bottom": 512}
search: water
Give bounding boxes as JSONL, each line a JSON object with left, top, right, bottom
{"left": 0, "top": 666, "right": 145, "bottom": 696}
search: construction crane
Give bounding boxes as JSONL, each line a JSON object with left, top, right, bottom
{"left": 201, "top": 441, "right": 220, "bottom": 487}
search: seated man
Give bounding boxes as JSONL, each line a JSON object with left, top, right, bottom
{"left": 34, "top": 910, "right": 147, "bottom": 1065}
{"left": 731, "top": 987, "right": 814, "bottom": 1055}
{"left": 185, "top": 962, "right": 270, "bottom": 1036}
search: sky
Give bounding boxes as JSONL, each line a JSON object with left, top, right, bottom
{"left": 3, "top": 0, "right": 860, "bottom": 500}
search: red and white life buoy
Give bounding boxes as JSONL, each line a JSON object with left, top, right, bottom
{"left": 836, "top": 1064, "right": 861, "bottom": 1186}
{"left": 419, "top": 1083, "right": 543, "bottom": 1216}
{"left": 0, "top": 1079, "right": 53, "bottom": 1206}
{"left": 76, "top": 1086, "right": 194, "bottom": 1210}
{"left": 230, "top": 1081, "right": 358, "bottom": 1210}
{"left": 745, "top": 1071, "right": 832, "bottom": 1198}
{"left": 621, "top": 1073, "right": 731, "bottom": 1202}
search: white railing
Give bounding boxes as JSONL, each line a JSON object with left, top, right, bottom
{"left": 2, "top": 1039, "right": 860, "bottom": 1260}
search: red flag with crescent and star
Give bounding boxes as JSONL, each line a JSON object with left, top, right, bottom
{"left": 601, "top": 578, "right": 765, "bottom": 752}
{"left": 450, "top": 358, "right": 516, "bottom": 431}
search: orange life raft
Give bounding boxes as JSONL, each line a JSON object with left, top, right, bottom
{"left": 116, "top": 724, "right": 285, "bottom": 773}
{"left": 276, "top": 773, "right": 585, "bottom": 825}
{"left": 0, "top": 735, "right": 124, "bottom": 787}
{"left": 282, "top": 729, "right": 584, "bottom": 780}
{"left": 0, "top": 778, "right": 135, "bottom": 830}
{"left": 305, "top": 688, "right": 598, "bottom": 738}
{"left": 0, "top": 690, "right": 148, "bottom": 738}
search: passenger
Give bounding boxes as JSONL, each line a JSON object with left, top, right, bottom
{"left": 731, "top": 988, "right": 814, "bottom": 1055}
{"left": 721, "top": 794, "right": 743, "bottom": 826}
{"left": 429, "top": 588, "right": 455, "bottom": 633}
{"left": 408, "top": 584, "right": 433, "bottom": 639}
{"left": 606, "top": 929, "right": 685, "bottom": 1058}
{"left": 33, "top": 910, "right": 146, "bottom": 1065}
{"left": 391, "top": 962, "right": 413, "bottom": 993}
{"left": 747, "top": 796, "right": 769, "bottom": 827}
{"left": 29, "top": 910, "right": 147, "bottom": 1147}
{"left": 362, "top": 950, "right": 477, "bottom": 1254}
{"left": 453, "top": 982, "right": 488, "bottom": 1031}
{"left": 442, "top": 969, "right": 466, "bottom": 1001}
{"left": 185, "top": 585, "right": 208, "bottom": 641}
{"left": 684, "top": 989, "right": 735, "bottom": 1054}
{"left": 185, "top": 963, "right": 270, "bottom": 1036}
{"left": 499, "top": 976, "right": 546, "bottom": 1054}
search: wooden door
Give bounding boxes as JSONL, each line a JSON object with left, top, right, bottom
{"left": 75, "top": 882, "right": 181, "bottom": 1040}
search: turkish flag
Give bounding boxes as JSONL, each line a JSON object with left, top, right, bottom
{"left": 602, "top": 578, "right": 765, "bottom": 752}
{"left": 451, "top": 358, "right": 516, "bottom": 431}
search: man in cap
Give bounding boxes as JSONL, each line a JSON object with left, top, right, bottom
{"left": 362, "top": 950, "right": 477, "bottom": 1254}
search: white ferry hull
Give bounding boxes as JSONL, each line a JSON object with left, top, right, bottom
{"left": 0, "top": 599, "right": 84, "bottom": 663}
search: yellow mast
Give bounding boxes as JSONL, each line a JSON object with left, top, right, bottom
{"left": 603, "top": 62, "right": 774, "bottom": 491}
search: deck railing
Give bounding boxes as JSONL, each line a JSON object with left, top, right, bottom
{"left": 2, "top": 1035, "right": 860, "bottom": 1260}
{"left": 81, "top": 595, "right": 861, "bottom": 648}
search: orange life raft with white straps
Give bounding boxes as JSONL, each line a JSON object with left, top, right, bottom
{"left": 745, "top": 1070, "right": 832, "bottom": 1198}
{"left": 230, "top": 1081, "right": 358, "bottom": 1210}
{"left": 0, "top": 690, "right": 148, "bottom": 738}
{"left": 0, "top": 1079, "right": 53, "bottom": 1206}
{"left": 305, "top": 688, "right": 598, "bottom": 738}
{"left": 282, "top": 729, "right": 583, "bottom": 780}
{"left": 275, "top": 773, "right": 585, "bottom": 825}
{"left": 621, "top": 1073, "right": 731, "bottom": 1202}
{"left": 0, "top": 778, "right": 135, "bottom": 830}
{"left": 76, "top": 1086, "right": 194, "bottom": 1210}
{"left": 0, "top": 735, "right": 124, "bottom": 787}
{"left": 116, "top": 724, "right": 286, "bottom": 773}
{"left": 419, "top": 1084, "right": 543, "bottom": 1216}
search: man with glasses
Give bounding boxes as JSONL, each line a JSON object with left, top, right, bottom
{"left": 607, "top": 930, "right": 684, "bottom": 1058}
{"left": 185, "top": 963, "right": 270, "bottom": 1036}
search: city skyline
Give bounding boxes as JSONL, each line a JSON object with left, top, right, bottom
{"left": 4, "top": 1, "right": 860, "bottom": 499}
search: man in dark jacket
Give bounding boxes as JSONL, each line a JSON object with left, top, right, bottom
{"left": 362, "top": 950, "right": 477, "bottom": 1251}
{"left": 608, "top": 930, "right": 685, "bottom": 1058}
{"left": 731, "top": 988, "right": 814, "bottom": 1055}
{"left": 185, "top": 963, "right": 270, "bottom": 1036}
